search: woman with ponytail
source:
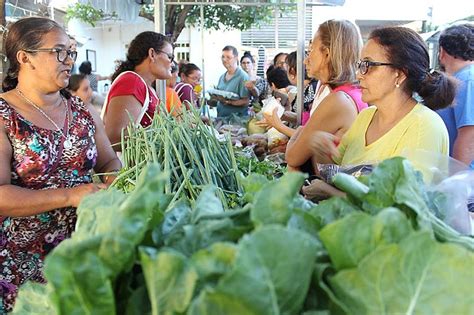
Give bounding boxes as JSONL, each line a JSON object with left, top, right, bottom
{"left": 0, "top": 17, "right": 120, "bottom": 312}
{"left": 240, "top": 51, "right": 269, "bottom": 105}
{"left": 301, "top": 26, "right": 455, "bottom": 199}
{"left": 102, "top": 31, "right": 174, "bottom": 151}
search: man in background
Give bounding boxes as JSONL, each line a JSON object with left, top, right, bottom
{"left": 437, "top": 23, "right": 474, "bottom": 165}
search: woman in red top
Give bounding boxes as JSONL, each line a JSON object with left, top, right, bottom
{"left": 102, "top": 31, "right": 174, "bottom": 151}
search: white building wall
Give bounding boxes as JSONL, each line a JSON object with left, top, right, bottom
{"left": 184, "top": 27, "right": 242, "bottom": 92}
{"left": 68, "top": 18, "right": 155, "bottom": 93}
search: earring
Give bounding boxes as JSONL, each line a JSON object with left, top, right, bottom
{"left": 395, "top": 82, "right": 400, "bottom": 88}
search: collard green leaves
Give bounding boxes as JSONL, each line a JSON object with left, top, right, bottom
{"left": 319, "top": 208, "right": 413, "bottom": 270}
{"left": 330, "top": 232, "right": 474, "bottom": 315}
{"left": 250, "top": 172, "right": 306, "bottom": 227}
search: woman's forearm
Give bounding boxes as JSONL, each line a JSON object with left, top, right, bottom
{"left": 0, "top": 185, "right": 71, "bottom": 217}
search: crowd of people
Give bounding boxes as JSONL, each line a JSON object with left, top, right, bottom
{"left": 0, "top": 15, "right": 472, "bottom": 313}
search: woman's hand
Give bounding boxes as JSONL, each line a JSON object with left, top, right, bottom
{"left": 256, "top": 107, "right": 284, "bottom": 130}
{"left": 307, "top": 131, "right": 340, "bottom": 163}
{"left": 67, "top": 183, "right": 107, "bottom": 208}
{"left": 244, "top": 80, "right": 256, "bottom": 90}
{"left": 302, "top": 179, "right": 345, "bottom": 201}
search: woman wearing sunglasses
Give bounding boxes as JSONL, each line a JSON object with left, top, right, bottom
{"left": 301, "top": 27, "right": 455, "bottom": 199}
{"left": 0, "top": 17, "right": 120, "bottom": 312}
{"left": 102, "top": 31, "right": 175, "bottom": 151}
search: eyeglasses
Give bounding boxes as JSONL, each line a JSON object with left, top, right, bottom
{"left": 357, "top": 60, "right": 394, "bottom": 75}
{"left": 156, "top": 50, "right": 174, "bottom": 62}
{"left": 24, "top": 48, "right": 77, "bottom": 63}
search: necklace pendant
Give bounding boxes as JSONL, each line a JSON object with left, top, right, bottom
{"left": 64, "top": 138, "right": 72, "bottom": 149}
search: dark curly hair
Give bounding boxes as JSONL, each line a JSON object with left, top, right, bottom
{"left": 369, "top": 27, "right": 456, "bottom": 110}
{"left": 111, "top": 31, "right": 172, "bottom": 82}
{"left": 439, "top": 23, "right": 474, "bottom": 61}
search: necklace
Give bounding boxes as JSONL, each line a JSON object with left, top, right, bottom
{"left": 15, "top": 88, "right": 72, "bottom": 149}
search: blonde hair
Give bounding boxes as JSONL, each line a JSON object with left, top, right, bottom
{"left": 317, "top": 19, "right": 362, "bottom": 87}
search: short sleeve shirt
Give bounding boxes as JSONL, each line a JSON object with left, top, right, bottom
{"left": 105, "top": 72, "right": 158, "bottom": 127}
{"left": 437, "top": 64, "right": 474, "bottom": 156}
{"left": 333, "top": 104, "right": 449, "bottom": 173}
{"left": 216, "top": 67, "right": 250, "bottom": 117}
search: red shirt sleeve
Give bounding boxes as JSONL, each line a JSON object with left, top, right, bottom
{"left": 107, "top": 72, "right": 147, "bottom": 105}
{"left": 106, "top": 72, "right": 158, "bottom": 127}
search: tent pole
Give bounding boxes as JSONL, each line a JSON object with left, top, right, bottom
{"left": 296, "top": 0, "right": 306, "bottom": 126}
{"left": 155, "top": 0, "right": 167, "bottom": 106}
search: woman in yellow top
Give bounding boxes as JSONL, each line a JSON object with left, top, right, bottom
{"left": 302, "top": 27, "right": 456, "bottom": 198}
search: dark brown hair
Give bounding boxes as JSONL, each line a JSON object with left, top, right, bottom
{"left": 369, "top": 27, "right": 456, "bottom": 110}
{"left": 112, "top": 31, "right": 172, "bottom": 82}
{"left": 223, "top": 45, "right": 238, "bottom": 57}
{"left": 439, "top": 23, "right": 473, "bottom": 61}
{"left": 178, "top": 63, "right": 200, "bottom": 77}
{"left": 67, "top": 74, "right": 87, "bottom": 92}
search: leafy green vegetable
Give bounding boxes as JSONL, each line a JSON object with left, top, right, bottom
{"left": 11, "top": 282, "right": 56, "bottom": 315}
{"left": 240, "top": 173, "right": 269, "bottom": 204}
{"left": 309, "top": 197, "right": 360, "bottom": 230}
{"left": 191, "top": 242, "right": 237, "bottom": 286}
{"left": 139, "top": 247, "right": 198, "bottom": 315}
{"left": 330, "top": 232, "right": 474, "bottom": 315}
{"left": 40, "top": 164, "right": 168, "bottom": 314}
{"left": 332, "top": 157, "right": 474, "bottom": 251}
{"left": 319, "top": 208, "right": 413, "bottom": 270}
{"left": 45, "top": 237, "right": 115, "bottom": 315}
{"left": 190, "top": 226, "right": 320, "bottom": 315}
{"left": 192, "top": 186, "right": 224, "bottom": 223}
{"left": 250, "top": 172, "right": 306, "bottom": 227}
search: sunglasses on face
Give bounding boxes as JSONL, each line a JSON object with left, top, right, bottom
{"left": 156, "top": 50, "right": 174, "bottom": 62}
{"left": 356, "top": 59, "right": 394, "bottom": 75}
{"left": 25, "top": 47, "right": 78, "bottom": 63}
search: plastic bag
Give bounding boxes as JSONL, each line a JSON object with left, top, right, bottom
{"left": 315, "top": 163, "right": 374, "bottom": 183}
{"left": 261, "top": 96, "right": 285, "bottom": 117}
{"left": 401, "top": 148, "right": 468, "bottom": 185}
{"left": 267, "top": 127, "right": 288, "bottom": 149}
{"left": 401, "top": 149, "right": 472, "bottom": 235}
{"left": 428, "top": 171, "right": 474, "bottom": 235}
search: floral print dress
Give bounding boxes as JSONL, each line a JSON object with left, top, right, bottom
{"left": 0, "top": 96, "right": 97, "bottom": 313}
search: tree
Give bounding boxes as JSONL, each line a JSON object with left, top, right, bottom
{"left": 139, "top": 3, "right": 295, "bottom": 43}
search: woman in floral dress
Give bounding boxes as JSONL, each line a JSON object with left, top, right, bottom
{"left": 0, "top": 17, "right": 121, "bottom": 312}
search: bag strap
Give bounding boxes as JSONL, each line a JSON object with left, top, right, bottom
{"left": 100, "top": 71, "right": 152, "bottom": 125}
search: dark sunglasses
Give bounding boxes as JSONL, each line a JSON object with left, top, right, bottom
{"left": 24, "top": 48, "right": 77, "bottom": 63}
{"left": 156, "top": 50, "right": 174, "bottom": 62}
{"left": 356, "top": 59, "right": 394, "bottom": 75}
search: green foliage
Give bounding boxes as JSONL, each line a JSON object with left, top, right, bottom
{"left": 13, "top": 158, "right": 474, "bottom": 315}
{"left": 65, "top": 2, "right": 117, "bottom": 27}
{"left": 141, "top": 3, "right": 295, "bottom": 33}
{"left": 330, "top": 232, "right": 474, "bottom": 315}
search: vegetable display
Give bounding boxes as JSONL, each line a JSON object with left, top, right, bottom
{"left": 13, "top": 157, "right": 474, "bottom": 315}
{"left": 114, "top": 109, "right": 242, "bottom": 208}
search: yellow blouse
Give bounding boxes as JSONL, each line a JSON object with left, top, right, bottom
{"left": 333, "top": 104, "right": 449, "bottom": 170}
